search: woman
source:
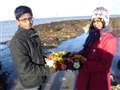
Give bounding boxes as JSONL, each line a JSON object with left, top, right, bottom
{"left": 75, "top": 7, "right": 117, "bottom": 90}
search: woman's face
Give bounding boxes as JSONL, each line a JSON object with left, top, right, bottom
{"left": 92, "top": 18, "right": 104, "bottom": 30}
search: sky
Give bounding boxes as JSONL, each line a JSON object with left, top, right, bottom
{"left": 0, "top": 0, "right": 120, "bottom": 21}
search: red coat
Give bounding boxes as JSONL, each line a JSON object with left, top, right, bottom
{"left": 75, "top": 32, "right": 117, "bottom": 90}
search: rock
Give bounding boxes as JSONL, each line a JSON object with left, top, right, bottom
{"left": 34, "top": 20, "right": 88, "bottom": 48}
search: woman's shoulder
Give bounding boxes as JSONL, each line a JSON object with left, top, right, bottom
{"left": 103, "top": 32, "right": 117, "bottom": 39}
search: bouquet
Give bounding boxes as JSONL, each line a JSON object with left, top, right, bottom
{"left": 46, "top": 51, "right": 86, "bottom": 72}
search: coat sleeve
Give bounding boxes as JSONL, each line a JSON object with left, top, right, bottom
{"left": 9, "top": 38, "right": 49, "bottom": 88}
{"left": 86, "top": 37, "right": 117, "bottom": 72}
{"left": 9, "top": 38, "right": 40, "bottom": 74}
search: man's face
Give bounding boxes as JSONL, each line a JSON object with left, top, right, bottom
{"left": 16, "top": 13, "right": 33, "bottom": 30}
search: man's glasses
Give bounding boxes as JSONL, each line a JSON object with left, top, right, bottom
{"left": 19, "top": 17, "right": 33, "bottom": 23}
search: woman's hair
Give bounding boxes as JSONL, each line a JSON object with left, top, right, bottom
{"left": 83, "top": 17, "right": 106, "bottom": 49}
{"left": 91, "top": 18, "right": 106, "bottom": 28}
{"left": 80, "top": 23, "right": 101, "bottom": 57}
{"left": 14, "top": 5, "right": 33, "bottom": 19}
{"left": 83, "top": 23, "right": 100, "bottom": 49}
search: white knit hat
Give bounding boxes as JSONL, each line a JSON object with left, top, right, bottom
{"left": 91, "top": 7, "right": 109, "bottom": 26}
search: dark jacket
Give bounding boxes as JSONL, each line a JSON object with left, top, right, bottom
{"left": 9, "top": 27, "right": 46, "bottom": 88}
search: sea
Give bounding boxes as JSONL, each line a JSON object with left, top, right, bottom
{"left": 0, "top": 16, "right": 120, "bottom": 89}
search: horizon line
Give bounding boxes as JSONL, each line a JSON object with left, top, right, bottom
{"left": 0, "top": 14, "right": 120, "bottom": 22}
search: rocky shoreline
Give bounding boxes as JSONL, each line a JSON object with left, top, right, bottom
{"left": 34, "top": 18, "right": 120, "bottom": 49}
{"left": 34, "top": 20, "right": 87, "bottom": 48}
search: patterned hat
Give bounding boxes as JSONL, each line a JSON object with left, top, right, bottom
{"left": 91, "top": 7, "right": 109, "bottom": 26}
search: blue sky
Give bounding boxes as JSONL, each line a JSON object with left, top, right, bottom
{"left": 0, "top": 0, "right": 120, "bottom": 21}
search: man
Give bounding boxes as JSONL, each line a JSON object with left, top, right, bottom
{"left": 10, "top": 5, "right": 48, "bottom": 90}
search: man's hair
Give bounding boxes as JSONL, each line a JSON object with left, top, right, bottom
{"left": 14, "top": 5, "right": 33, "bottom": 19}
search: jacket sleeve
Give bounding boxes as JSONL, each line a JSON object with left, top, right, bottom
{"left": 86, "top": 37, "right": 117, "bottom": 72}
{"left": 10, "top": 38, "right": 40, "bottom": 74}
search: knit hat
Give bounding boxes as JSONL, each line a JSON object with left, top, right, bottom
{"left": 14, "top": 5, "right": 33, "bottom": 19}
{"left": 91, "top": 7, "right": 109, "bottom": 26}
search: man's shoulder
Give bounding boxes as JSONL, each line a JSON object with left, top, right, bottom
{"left": 13, "top": 29, "right": 28, "bottom": 39}
{"left": 10, "top": 30, "right": 26, "bottom": 44}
